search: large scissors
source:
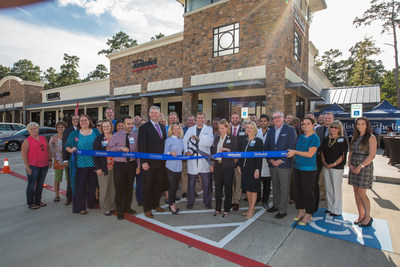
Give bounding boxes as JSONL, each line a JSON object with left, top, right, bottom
{"left": 187, "top": 135, "right": 216, "bottom": 161}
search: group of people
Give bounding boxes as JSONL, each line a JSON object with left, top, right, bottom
{"left": 21, "top": 106, "right": 376, "bottom": 227}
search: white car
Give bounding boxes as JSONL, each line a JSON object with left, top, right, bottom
{"left": 0, "top": 123, "right": 26, "bottom": 138}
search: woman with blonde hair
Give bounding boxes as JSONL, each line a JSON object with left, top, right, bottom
{"left": 164, "top": 122, "right": 184, "bottom": 214}
{"left": 321, "top": 120, "right": 348, "bottom": 216}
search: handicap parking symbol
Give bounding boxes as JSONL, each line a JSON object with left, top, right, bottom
{"left": 293, "top": 208, "right": 393, "bottom": 252}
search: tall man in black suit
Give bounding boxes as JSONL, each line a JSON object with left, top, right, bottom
{"left": 230, "top": 112, "right": 247, "bottom": 211}
{"left": 138, "top": 106, "right": 167, "bottom": 218}
{"left": 62, "top": 115, "right": 79, "bottom": 205}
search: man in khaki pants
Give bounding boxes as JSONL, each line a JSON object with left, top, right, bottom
{"left": 230, "top": 112, "right": 247, "bottom": 211}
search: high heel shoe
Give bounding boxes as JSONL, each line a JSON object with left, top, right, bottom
{"left": 168, "top": 205, "right": 179, "bottom": 215}
{"left": 222, "top": 212, "right": 229, "bottom": 217}
{"left": 214, "top": 211, "right": 220, "bottom": 216}
{"left": 359, "top": 218, "right": 373, "bottom": 227}
{"left": 354, "top": 218, "right": 364, "bottom": 225}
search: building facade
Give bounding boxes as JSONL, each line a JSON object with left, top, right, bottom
{"left": 107, "top": 0, "right": 327, "bottom": 121}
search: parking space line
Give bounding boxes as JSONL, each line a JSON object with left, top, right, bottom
{"left": 176, "top": 222, "right": 242, "bottom": 230}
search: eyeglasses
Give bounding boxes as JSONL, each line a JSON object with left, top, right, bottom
{"left": 272, "top": 116, "right": 282, "bottom": 120}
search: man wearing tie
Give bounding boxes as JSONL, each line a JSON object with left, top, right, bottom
{"left": 264, "top": 111, "right": 297, "bottom": 219}
{"left": 230, "top": 112, "right": 246, "bottom": 211}
{"left": 138, "top": 106, "right": 167, "bottom": 218}
{"left": 107, "top": 116, "right": 140, "bottom": 220}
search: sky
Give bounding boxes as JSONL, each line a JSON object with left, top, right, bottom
{"left": 0, "top": 0, "right": 397, "bottom": 79}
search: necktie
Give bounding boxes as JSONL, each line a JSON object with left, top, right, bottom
{"left": 233, "top": 127, "right": 237, "bottom": 136}
{"left": 155, "top": 123, "right": 162, "bottom": 139}
{"left": 125, "top": 133, "right": 130, "bottom": 163}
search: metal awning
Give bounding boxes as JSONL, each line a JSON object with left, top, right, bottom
{"left": 285, "top": 82, "right": 320, "bottom": 99}
{"left": 315, "top": 85, "right": 380, "bottom": 105}
{"left": 106, "top": 95, "right": 140, "bottom": 101}
{"left": 183, "top": 79, "right": 266, "bottom": 93}
{"left": 139, "top": 89, "right": 182, "bottom": 97}
{"left": 26, "top": 95, "right": 109, "bottom": 110}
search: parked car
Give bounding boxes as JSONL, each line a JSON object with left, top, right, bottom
{"left": 0, "top": 127, "right": 57, "bottom": 152}
{"left": 0, "top": 123, "right": 26, "bottom": 138}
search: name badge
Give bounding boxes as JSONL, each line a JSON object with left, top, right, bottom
{"left": 101, "top": 140, "right": 108, "bottom": 147}
{"left": 239, "top": 132, "right": 245, "bottom": 136}
{"left": 281, "top": 134, "right": 287, "bottom": 137}
{"left": 129, "top": 137, "right": 135, "bottom": 144}
{"left": 250, "top": 140, "right": 256, "bottom": 147}
{"left": 337, "top": 138, "right": 344, "bottom": 143}
{"left": 226, "top": 139, "right": 231, "bottom": 144}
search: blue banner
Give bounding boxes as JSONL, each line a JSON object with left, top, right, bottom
{"left": 75, "top": 149, "right": 288, "bottom": 160}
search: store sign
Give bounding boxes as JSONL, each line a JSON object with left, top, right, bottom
{"left": 293, "top": 7, "right": 306, "bottom": 35}
{"left": 46, "top": 92, "right": 60, "bottom": 101}
{"left": 0, "top": 92, "right": 10, "bottom": 98}
{"left": 351, "top": 104, "right": 363, "bottom": 118}
{"left": 132, "top": 58, "right": 157, "bottom": 72}
{"left": 241, "top": 107, "right": 249, "bottom": 119}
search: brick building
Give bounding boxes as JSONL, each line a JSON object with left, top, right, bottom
{"left": 107, "top": 0, "right": 328, "bottom": 121}
{"left": 0, "top": 76, "right": 44, "bottom": 124}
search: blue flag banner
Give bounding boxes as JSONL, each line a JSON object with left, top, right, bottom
{"left": 75, "top": 149, "right": 288, "bottom": 160}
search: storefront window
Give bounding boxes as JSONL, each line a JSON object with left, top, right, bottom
{"left": 63, "top": 109, "right": 84, "bottom": 127}
{"left": 198, "top": 100, "right": 203, "bottom": 113}
{"left": 212, "top": 96, "right": 266, "bottom": 121}
{"left": 134, "top": 105, "right": 141, "bottom": 116}
{"left": 31, "top": 112, "right": 40, "bottom": 124}
{"left": 185, "top": 0, "right": 220, "bottom": 13}
{"left": 296, "top": 96, "right": 305, "bottom": 119}
{"left": 86, "top": 108, "right": 99, "bottom": 124}
{"left": 120, "top": 105, "right": 129, "bottom": 116}
{"left": 44, "top": 111, "right": 56, "bottom": 127}
{"left": 213, "top": 22, "right": 240, "bottom": 57}
{"left": 168, "top": 102, "right": 182, "bottom": 122}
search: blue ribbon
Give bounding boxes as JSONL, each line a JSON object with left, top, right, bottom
{"left": 75, "top": 149, "right": 288, "bottom": 160}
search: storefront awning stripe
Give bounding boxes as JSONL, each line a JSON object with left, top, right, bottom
{"left": 183, "top": 79, "right": 266, "bottom": 92}
{"left": 139, "top": 89, "right": 182, "bottom": 97}
{"left": 25, "top": 95, "right": 109, "bottom": 109}
{"left": 106, "top": 95, "right": 140, "bottom": 101}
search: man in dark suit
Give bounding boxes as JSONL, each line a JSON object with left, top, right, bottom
{"left": 230, "top": 112, "right": 246, "bottom": 211}
{"left": 138, "top": 106, "right": 167, "bottom": 218}
{"left": 264, "top": 111, "right": 297, "bottom": 219}
{"left": 62, "top": 115, "right": 79, "bottom": 205}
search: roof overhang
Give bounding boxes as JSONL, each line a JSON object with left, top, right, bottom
{"left": 285, "top": 82, "right": 320, "bottom": 99}
{"left": 309, "top": 0, "right": 327, "bottom": 13}
{"left": 26, "top": 95, "right": 109, "bottom": 110}
{"left": 139, "top": 89, "right": 182, "bottom": 97}
{"left": 106, "top": 95, "right": 140, "bottom": 101}
{"left": 183, "top": 79, "right": 266, "bottom": 93}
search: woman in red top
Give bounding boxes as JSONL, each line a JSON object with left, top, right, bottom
{"left": 21, "top": 122, "right": 52, "bottom": 210}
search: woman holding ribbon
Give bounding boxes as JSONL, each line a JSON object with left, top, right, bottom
{"left": 286, "top": 117, "right": 320, "bottom": 225}
{"left": 66, "top": 114, "right": 100, "bottom": 215}
{"left": 93, "top": 119, "right": 116, "bottom": 216}
{"left": 211, "top": 119, "right": 238, "bottom": 217}
{"left": 237, "top": 121, "right": 263, "bottom": 219}
{"left": 321, "top": 120, "right": 348, "bottom": 217}
{"left": 164, "top": 122, "right": 184, "bottom": 214}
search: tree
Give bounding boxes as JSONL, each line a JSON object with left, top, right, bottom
{"left": 316, "top": 49, "right": 354, "bottom": 87}
{"left": 0, "top": 64, "right": 10, "bottom": 80}
{"left": 151, "top": 33, "right": 165, "bottom": 41}
{"left": 84, "top": 64, "right": 109, "bottom": 81}
{"left": 98, "top": 31, "right": 138, "bottom": 55}
{"left": 381, "top": 69, "right": 397, "bottom": 105}
{"left": 348, "top": 37, "right": 381, "bottom": 86}
{"left": 354, "top": 0, "right": 400, "bottom": 106}
{"left": 57, "top": 54, "right": 81, "bottom": 87}
{"left": 43, "top": 67, "right": 59, "bottom": 89}
{"left": 9, "top": 59, "right": 41, "bottom": 82}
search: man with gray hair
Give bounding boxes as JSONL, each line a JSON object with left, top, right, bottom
{"left": 264, "top": 111, "right": 297, "bottom": 219}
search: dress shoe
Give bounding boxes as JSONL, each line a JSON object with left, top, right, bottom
{"left": 360, "top": 218, "right": 373, "bottom": 227}
{"left": 274, "top": 213, "right": 287, "bottom": 219}
{"left": 169, "top": 206, "right": 179, "bottom": 215}
{"left": 175, "top": 196, "right": 181, "bottom": 201}
{"left": 164, "top": 199, "right": 169, "bottom": 204}
{"left": 195, "top": 193, "right": 199, "bottom": 197}
{"left": 104, "top": 211, "right": 112, "bottom": 216}
{"left": 182, "top": 192, "right": 187, "bottom": 198}
{"left": 262, "top": 202, "right": 269, "bottom": 209}
{"left": 205, "top": 204, "right": 212, "bottom": 209}
{"left": 125, "top": 208, "right": 137, "bottom": 215}
{"left": 325, "top": 210, "right": 331, "bottom": 213}
{"left": 222, "top": 212, "right": 229, "bottom": 217}
{"left": 65, "top": 199, "right": 72, "bottom": 206}
{"left": 137, "top": 203, "right": 143, "bottom": 207}
{"left": 214, "top": 211, "right": 220, "bottom": 216}
{"left": 329, "top": 213, "right": 340, "bottom": 217}
{"left": 117, "top": 212, "right": 124, "bottom": 220}
{"left": 144, "top": 211, "right": 154, "bottom": 218}
{"left": 232, "top": 203, "right": 239, "bottom": 211}
{"left": 267, "top": 206, "right": 278, "bottom": 213}
{"left": 186, "top": 205, "right": 193, "bottom": 210}
{"left": 156, "top": 206, "right": 165, "bottom": 212}
{"left": 353, "top": 218, "right": 364, "bottom": 225}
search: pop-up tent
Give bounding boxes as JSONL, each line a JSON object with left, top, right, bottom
{"left": 314, "top": 103, "right": 351, "bottom": 118}
{"left": 363, "top": 100, "right": 400, "bottom": 118}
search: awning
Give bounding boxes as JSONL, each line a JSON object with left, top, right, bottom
{"left": 139, "top": 89, "right": 182, "bottom": 97}
{"left": 26, "top": 95, "right": 109, "bottom": 110}
{"left": 183, "top": 79, "right": 266, "bottom": 93}
{"left": 285, "top": 82, "right": 320, "bottom": 99}
{"left": 106, "top": 95, "right": 140, "bottom": 101}
{"left": 315, "top": 85, "right": 380, "bottom": 105}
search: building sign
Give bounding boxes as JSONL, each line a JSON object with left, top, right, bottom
{"left": 293, "top": 6, "right": 306, "bottom": 35}
{"left": 132, "top": 58, "right": 157, "bottom": 73}
{"left": 0, "top": 92, "right": 10, "bottom": 98}
{"left": 46, "top": 92, "right": 60, "bottom": 101}
{"left": 241, "top": 107, "right": 249, "bottom": 119}
{"left": 351, "top": 104, "right": 363, "bottom": 118}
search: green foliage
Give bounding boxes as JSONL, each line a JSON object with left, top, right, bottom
{"left": 8, "top": 59, "right": 41, "bottom": 82}
{"left": 0, "top": 64, "right": 10, "bottom": 80}
{"left": 43, "top": 67, "right": 59, "bottom": 90}
{"left": 381, "top": 69, "right": 397, "bottom": 105}
{"left": 57, "top": 54, "right": 81, "bottom": 87}
{"left": 83, "top": 64, "right": 109, "bottom": 82}
{"left": 151, "top": 33, "right": 165, "bottom": 41}
{"left": 98, "top": 31, "right": 138, "bottom": 55}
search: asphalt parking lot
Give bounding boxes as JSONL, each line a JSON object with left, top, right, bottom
{"left": 0, "top": 150, "right": 399, "bottom": 267}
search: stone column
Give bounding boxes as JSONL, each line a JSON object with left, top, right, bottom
{"left": 182, "top": 92, "right": 198, "bottom": 122}
{"left": 40, "top": 109, "right": 44, "bottom": 126}
{"left": 109, "top": 101, "right": 121, "bottom": 120}
{"left": 284, "top": 93, "right": 296, "bottom": 116}
{"left": 11, "top": 111, "right": 15, "bottom": 123}
{"left": 140, "top": 97, "right": 154, "bottom": 119}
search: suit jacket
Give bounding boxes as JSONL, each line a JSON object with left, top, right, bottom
{"left": 62, "top": 126, "right": 76, "bottom": 162}
{"left": 93, "top": 134, "right": 109, "bottom": 175}
{"left": 138, "top": 121, "right": 166, "bottom": 168}
{"left": 231, "top": 125, "right": 246, "bottom": 148}
{"left": 264, "top": 123, "right": 297, "bottom": 168}
{"left": 211, "top": 134, "right": 238, "bottom": 168}
{"left": 237, "top": 137, "right": 263, "bottom": 171}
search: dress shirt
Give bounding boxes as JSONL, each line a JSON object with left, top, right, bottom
{"left": 216, "top": 134, "right": 227, "bottom": 161}
{"left": 164, "top": 135, "right": 184, "bottom": 172}
{"left": 274, "top": 124, "right": 284, "bottom": 144}
{"left": 107, "top": 130, "right": 139, "bottom": 163}
{"left": 150, "top": 120, "right": 163, "bottom": 138}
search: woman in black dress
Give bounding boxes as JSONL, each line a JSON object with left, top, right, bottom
{"left": 238, "top": 121, "right": 263, "bottom": 219}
